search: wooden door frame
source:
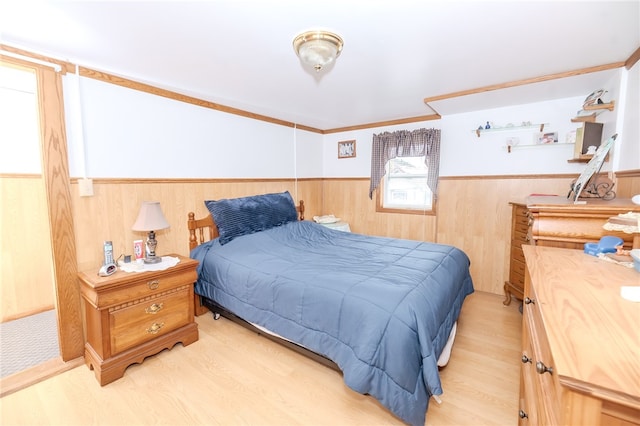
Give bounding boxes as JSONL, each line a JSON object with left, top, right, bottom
{"left": 36, "top": 66, "right": 83, "bottom": 360}
{"left": 2, "top": 53, "right": 84, "bottom": 361}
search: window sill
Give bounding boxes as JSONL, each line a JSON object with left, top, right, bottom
{"left": 376, "top": 205, "right": 435, "bottom": 215}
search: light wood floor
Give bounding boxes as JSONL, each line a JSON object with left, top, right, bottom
{"left": 0, "top": 291, "right": 522, "bottom": 425}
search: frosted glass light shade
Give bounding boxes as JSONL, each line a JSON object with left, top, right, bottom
{"left": 293, "top": 30, "right": 344, "bottom": 72}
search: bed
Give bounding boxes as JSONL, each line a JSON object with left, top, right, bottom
{"left": 188, "top": 191, "right": 474, "bottom": 426}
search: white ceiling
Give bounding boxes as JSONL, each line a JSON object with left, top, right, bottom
{"left": 1, "top": 1, "right": 638, "bottom": 131}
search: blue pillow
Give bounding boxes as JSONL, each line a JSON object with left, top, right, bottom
{"left": 205, "top": 191, "right": 298, "bottom": 245}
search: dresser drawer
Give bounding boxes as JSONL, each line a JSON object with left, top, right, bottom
{"left": 524, "top": 287, "right": 560, "bottom": 424}
{"left": 513, "top": 206, "right": 530, "bottom": 226}
{"left": 520, "top": 337, "right": 538, "bottom": 425}
{"left": 513, "top": 228, "right": 530, "bottom": 244}
{"left": 514, "top": 221, "right": 531, "bottom": 237}
{"left": 511, "top": 244, "right": 526, "bottom": 264}
{"left": 510, "top": 246, "right": 526, "bottom": 287}
{"left": 110, "top": 285, "right": 191, "bottom": 355}
{"left": 98, "top": 269, "right": 197, "bottom": 307}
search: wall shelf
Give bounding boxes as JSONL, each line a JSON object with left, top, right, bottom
{"left": 569, "top": 99, "right": 615, "bottom": 161}
{"left": 504, "top": 142, "right": 573, "bottom": 153}
{"left": 474, "top": 123, "right": 547, "bottom": 137}
{"left": 571, "top": 101, "right": 615, "bottom": 122}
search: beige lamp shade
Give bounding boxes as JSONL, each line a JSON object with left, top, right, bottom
{"left": 132, "top": 201, "right": 170, "bottom": 231}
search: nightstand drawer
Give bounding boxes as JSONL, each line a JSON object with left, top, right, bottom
{"left": 98, "top": 269, "right": 197, "bottom": 307}
{"left": 110, "top": 285, "right": 191, "bottom": 355}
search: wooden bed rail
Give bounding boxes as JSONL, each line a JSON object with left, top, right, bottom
{"left": 187, "top": 212, "right": 217, "bottom": 252}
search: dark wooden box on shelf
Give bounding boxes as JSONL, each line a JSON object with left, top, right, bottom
{"left": 78, "top": 254, "right": 199, "bottom": 385}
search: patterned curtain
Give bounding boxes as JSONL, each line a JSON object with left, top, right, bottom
{"left": 368, "top": 128, "right": 441, "bottom": 199}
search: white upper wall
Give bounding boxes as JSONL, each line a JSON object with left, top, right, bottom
{"left": 65, "top": 76, "right": 300, "bottom": 179}
{"left": 616, "top": 61, "right": 640, "bottom": 171}
{"left": 322, "top": 94, "right": 623, "bottom": 178}
{"left": 321, "top": 68, "right": 640, "bottom": 179}
{"left": 61, "top": 69, "right": 637, "bottom": 180}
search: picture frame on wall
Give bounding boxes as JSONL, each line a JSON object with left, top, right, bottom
{"left": 338, "top": 140, "right": 356, "bottom": 159}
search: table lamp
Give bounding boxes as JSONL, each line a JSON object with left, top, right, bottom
{"left": 132, "top": 201, "right": 170, "bottom": 263}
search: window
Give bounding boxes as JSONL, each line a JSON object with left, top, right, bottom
{"left": 0, "top": 64, "right": 40, "bottom": 173}
{"left": 379, "top": 156, "right": 434, "bottom": 213}
{"left": 369, "top": 128, "right": 440, "bottom": 214}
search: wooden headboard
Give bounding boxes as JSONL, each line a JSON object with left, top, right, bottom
{"left": 187, "top": 200, "right": 305, "bottom": 251}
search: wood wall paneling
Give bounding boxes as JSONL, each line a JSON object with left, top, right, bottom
{"left": 321, "top": 179, "right": 437, "bottom": 240}
{"left": 16, "top": 171, "right": 640, "bottom": 305}
{"left": 66, "top": 174, "right": 640, "bottom": 297}
{"left": 70, "top": 179, "right": 324, "bottom": 270}
{"left": 0, "top": 176, "right": 55, "bottom": 321}
{"left": 436, "top": 176, "right": 576, "bottom": 295}
{"left": 615, "top": 170, "right": 640, "bottom": 198}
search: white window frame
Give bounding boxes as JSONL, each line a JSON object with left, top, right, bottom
{"left": 376, "top": 156, "right": 435, "bottom": 215}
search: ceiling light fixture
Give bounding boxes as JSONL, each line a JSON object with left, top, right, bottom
{"left": 293, "top": 30, "right": 344, "bottom": 72}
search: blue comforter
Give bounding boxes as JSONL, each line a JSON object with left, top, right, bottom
{"left": 191, "top": 221, "right": 473, "bottom": 425}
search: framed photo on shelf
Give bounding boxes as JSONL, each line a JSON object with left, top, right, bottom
{"left": 338, "top": 140, "right": 356, "bottom": 159}
{"left": 534, "top": 131, "right": 558, "bottom": 144}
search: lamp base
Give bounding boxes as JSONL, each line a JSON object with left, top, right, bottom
{"left": 143, "top": 255, "right": 162, "bottom": 264}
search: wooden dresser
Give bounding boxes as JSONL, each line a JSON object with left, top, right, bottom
{"left": 504, "top": 196, "right": 640, "bottom": 304}
{"left": 520, "top": 245, "right": 640, "bottom": 425}
{"left": 79, "top": 254, "right": 199, "bottom": 385}
{"left": 526, "top": 195, "right": 640, "bottom": 249}
{"left": 504, "top": 202, "right": 531, "bottom": 305}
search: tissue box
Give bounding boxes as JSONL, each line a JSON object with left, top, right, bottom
{"left": 630, "top": 249, "right": 640, "bottom": 272}
{"left": 584, "top": 236, "right": 624, "bottom": 256}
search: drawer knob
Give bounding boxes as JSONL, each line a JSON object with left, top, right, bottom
{"left": 146, "top": 322, "right": 165, "bottom": 334}
{"left": 524, "top": 297, "right": 535, "bottom": 305}
{"left": 145, "top": 303, "right": 164, "bottom": 314}
{"left": 147, "top": 280, "right": 160, "bottom": 290}
{"left": 521, "top": 354, "right": 532, "bottom": 364}
{"left": 519, "top": 410, "right": 528, "bottom": 419}
{"left": 535, "top": 361, "right": 553, "bottom": 375}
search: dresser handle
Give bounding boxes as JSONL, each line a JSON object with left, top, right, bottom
{"left": 521, "top": 354, "right": 532, "bottom": 364}
{"left": 519, "top": 410, "right": 528, "bottom": 419}
{"left": 536, "top": 361, "right": 553, "bottom": 375}
{"left": 524, "top": 297, "right": 535, "bottom": 305}
{"left": 145, "top": 303, "right": 164, "bottom": 314}
{"left": 147, "top": 280, "right": 160, "bottom": 290}
{"left": 146, "top": 322, "right": 165, "bottom": 334}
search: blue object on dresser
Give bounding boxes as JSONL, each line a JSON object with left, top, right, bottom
{"left": 584, "top": 236, "right": 624, "bottom": 256}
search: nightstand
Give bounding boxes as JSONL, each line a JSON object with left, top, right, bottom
{"left": 320, "top": 221, "right": 351, "bottom": 232}
{"left": 78, "top": 254, "right": 199, "bottom": 385}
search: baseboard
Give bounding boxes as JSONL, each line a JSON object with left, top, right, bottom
{"left": 0, "top": 356, "right": 84, "bottom": 398}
